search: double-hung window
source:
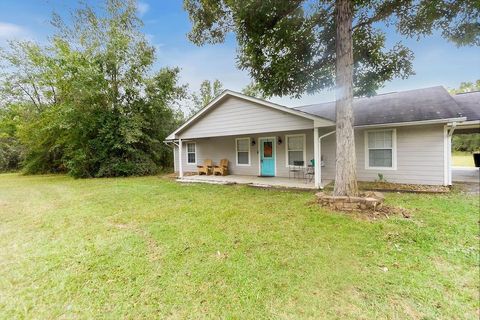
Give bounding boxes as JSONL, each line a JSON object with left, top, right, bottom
{"left": 236, "top": 138, "right": 250, "bottom": 166}
{"left": 286, "top": 134, "right": 306, "bottom": 166}
{"left": 186, "top": 142, "right": 196, "bottom": 164}
{"left": 365, "top": 129, "right": 396, "bottom": 169}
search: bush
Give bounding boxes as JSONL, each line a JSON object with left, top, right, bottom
{"left": 452, "top": 133, "right": 480, "bottom": 153}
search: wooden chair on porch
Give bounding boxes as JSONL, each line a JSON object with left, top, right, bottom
{"left": 197, "top": 159, "right": 213, "bottom": 175}
{"left": 213, "top": 159, "right": 229, "bottom": 176}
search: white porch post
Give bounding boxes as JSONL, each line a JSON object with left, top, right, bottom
{"left": 178, "top": 138, "right": 183, "bottom": 178}
{"left": 443, "top": 125, "right": 448, "bottom": 186}
{"left": 447, "top": 123, "right": 457, "bottom": 185}
{"left": 447, "top": 133, "right": 453, "bottom": 185}
{"left": 314, "top": 127, "right": 321, "bottom": 189}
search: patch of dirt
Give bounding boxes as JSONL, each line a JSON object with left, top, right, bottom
{"left": 343, "top": 205, "right": 413, "bottom": 220}
{"left": 161, "top": 173, "right": 178, "bottom": 180}
{"left": 358, "top": 181, "right": 449, "bottom": 193}
{"left": 311, "top": 201, "right": 413, "bottom": 220}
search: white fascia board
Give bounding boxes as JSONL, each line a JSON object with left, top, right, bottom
{"left": 355, "top": 117, "right": 467, "bottom": 129}
{"left": 451, "top": 120, "right": 480, "bottom": 129}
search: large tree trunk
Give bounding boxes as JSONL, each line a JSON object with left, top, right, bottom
{"left": 333, "top": 0, "right": 358, "bottom": 196}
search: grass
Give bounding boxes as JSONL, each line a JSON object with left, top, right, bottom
{"left": 0, "top": 173, "right": 478, "bottom": 319}
{"left": 452, "top": 151, "right": 475, "bottom": 167}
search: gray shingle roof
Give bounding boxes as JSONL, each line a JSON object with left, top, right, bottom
{"left": 294, "top": 86, "right": 468, "bottom": 126}
{"left": 452, "top": 91, "right": 480, "bottom": 121}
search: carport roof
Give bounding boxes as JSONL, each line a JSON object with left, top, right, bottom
{"left": 452, "top": 91, "right": 480, "bottom": 121}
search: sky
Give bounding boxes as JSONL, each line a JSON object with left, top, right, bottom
{"left": 0, "top": 0, "right": 479, "bottom": 107}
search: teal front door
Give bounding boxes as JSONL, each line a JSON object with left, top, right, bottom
{"left": 260, "top": 138, "right": 275, "bottom": 176}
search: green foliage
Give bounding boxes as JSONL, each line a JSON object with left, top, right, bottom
{"left": 242, "top": 82, "right": 266, "bottom": 99}
{"left": 452, "top": 134, "right": 480, "bottom": 153}
{"left": 189, "top": 79, "right": 223, "bottom": 117}
{"left": 183, "top": 0, "right": 479, "bottom": 98}
{"left": 448, "top": 79, "right": 480, "bottom": 94}
{"left": 0, "top": 107, "right": 23, "bottom": 172}
{"left": 376, "top": 173, "right": 387, "bottom": 182}
{"left": 0, "top": 0, "right": 185, "bottom": 177}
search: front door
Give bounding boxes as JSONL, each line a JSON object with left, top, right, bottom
{"left": 260, "top": 138, "right": 275, "bottom": 176}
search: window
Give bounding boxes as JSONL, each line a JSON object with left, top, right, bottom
{"left": 236, "top": 138, "right": 250, "bottom": 165}
{"left": 186, "top": 142, "right": 196, "bottom": 164}
{"left": 286, "top": 134, "right": 306, "bottom": 166}
{"left": 365, "top": 129, "right": 396, "bottom": 169}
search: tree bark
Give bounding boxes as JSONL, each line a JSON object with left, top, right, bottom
{"left": 333, "top": 0, "right": 358, "bottom": 196}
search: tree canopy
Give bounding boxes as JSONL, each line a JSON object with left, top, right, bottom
{"left": 0, "top": 0, "right": 186, "bottom": 177}
{"left": 184, "top": 0, "right": 479, "bottom": 98}
{"left": 448, "top": 79, "right": 480, "bottom": 94}
{"left": 189, "top": 79, "right": 223, "bottom": 117}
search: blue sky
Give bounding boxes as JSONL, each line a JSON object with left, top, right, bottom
{"left": 0, "top": 0, "right": 479, "bottom": 107}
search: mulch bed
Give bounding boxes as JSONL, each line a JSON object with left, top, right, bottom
{"left": 358, "top": 181, "right": 450, "bottom": 193}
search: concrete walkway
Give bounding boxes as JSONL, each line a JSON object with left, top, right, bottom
{"left": 452, "top": 167, "right": 479, "bottom": 183}
{"left": 178, "top": 174, "right": 331, "bottom": 190}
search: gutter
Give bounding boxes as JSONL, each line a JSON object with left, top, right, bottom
{"left": 355, "top": 117, "right": 467, "bottom": 129}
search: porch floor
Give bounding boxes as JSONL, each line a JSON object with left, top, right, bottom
{"left": 178, "top": 174, "right": 331, "bottom": 190}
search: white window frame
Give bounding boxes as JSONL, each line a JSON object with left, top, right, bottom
{"left": 235, "top": 137, "right": 251, "bottom": 166}
{"left": 364, "top": 129, "right": 397, "bottom": 170}
{"left": 285, "top": 134, "right": 307, "bottom": 167}
{"left": 186, "top": 142, "right": 196, "bottom": 165}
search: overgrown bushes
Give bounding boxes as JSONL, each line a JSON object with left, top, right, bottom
{"left": 0, "top": 0, "right": 185, "bottom": 177}
{"left": 453, "top": 134, "right": 480, "bottom": 153}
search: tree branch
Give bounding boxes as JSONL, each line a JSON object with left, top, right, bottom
{"left": 16, "top": 83, "right": 40, "bottom": 110}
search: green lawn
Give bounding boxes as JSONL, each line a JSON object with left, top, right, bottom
{"left": 0, "top": 174, "right": 478, "bottom": 319}
{"left": 453, "top": 151, "right": 475, "bottom": 167}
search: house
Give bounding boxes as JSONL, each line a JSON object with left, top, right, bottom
{"left": 165, "top": 86, "right": 479, "bottom": 188}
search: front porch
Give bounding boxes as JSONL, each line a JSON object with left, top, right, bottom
{"left": 178, "top": 174, "right": 332, "bottom": 190}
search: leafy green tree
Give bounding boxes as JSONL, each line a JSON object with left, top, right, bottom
{"left": 0, "top": 103, "right": 30, "bottom": 171}
{"left": 449, "top": 80, "right": 480, "bottom": 94}
{"left": 452, "top": 134, "right": 480, "bottom": 153}
{"left": 189, "top": 79, "right": 223, "bottom": 116}
{"left": 183, "top": 0, "right": 479, "bottom": 195}
{"left": 0, "top": 0, "right": 185, "bottom": 177}
{"left": 242, "top": 82, "right": 266, "bottom": 99}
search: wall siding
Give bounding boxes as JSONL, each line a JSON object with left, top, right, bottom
{"left": 175, "top": 124, "right": 445, "bottom": 185}
{"left": 319, "top": 124, "right": 445, "bottom": 185}
{"left": 179, "top": 96, "right": 314, "bottom": 139}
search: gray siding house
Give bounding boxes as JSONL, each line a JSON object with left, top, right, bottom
{"left": 165, "top": 86, "right": 479, "bottom": 188}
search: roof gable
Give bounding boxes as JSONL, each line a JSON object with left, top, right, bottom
{"left": 167, "top": 90, "right": 334, "bottom": 140}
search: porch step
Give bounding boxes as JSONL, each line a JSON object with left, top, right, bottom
{"left": 176, "top": 178, "right": 235, "bottom": 185}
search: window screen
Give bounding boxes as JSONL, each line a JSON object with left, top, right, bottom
{"left": 236, "top": 138, "right": 250, "bottom": 165}
{"left": 186, "top": 143, "right": 196, "bottom": 164}
{"left": 287, "top": 135, "right": 304, "bottom": 165}
{"left": 367, "top": 130, "right": 394, "bottom": 168}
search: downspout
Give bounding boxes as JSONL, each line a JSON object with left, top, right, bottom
{"left": 318, "top": 130, "right": 336, "bottom": 189}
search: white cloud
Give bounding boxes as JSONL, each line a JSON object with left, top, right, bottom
{"left": 137, "top": 1, "right": 150, "bottom": 17}
{"left": 0, "top": 22, "right": 29, "bottom": 40}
